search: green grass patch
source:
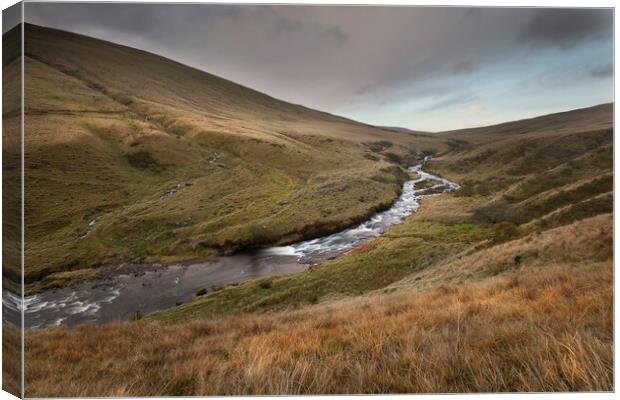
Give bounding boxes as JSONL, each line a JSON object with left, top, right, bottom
{"left": 147, "top": 220, "right": 493, "bottom": 323}
{"left": 474, "top": 174, "right": 613, "bottom": 225}
{"left": 33, "top": 268, "right": 103, "bottom": 292}
{"left": 125, "top": 151, "right": 165, "bottom": 172}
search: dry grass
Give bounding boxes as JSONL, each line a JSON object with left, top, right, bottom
{"left": 25, "top": 258, "right": 612, "bottom": 396}
{"left": 3, "top": 27, "right": 22, "bottom": 291}
{"left": 25, "top": 215, "right": 613, "bottom": 396}
{"left": 2, "top": 324, "right": 21, "bottom": 397}
{"left": 389, "top": 213, "right": 612, "bottom": 292}
{"left": 429, "top": 105, "right": 612, "bottom": 209}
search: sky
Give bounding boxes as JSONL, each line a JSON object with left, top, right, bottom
{"left": 14, "top": 4, "right": 615, "bottom": 131}
{"left": 2, "top": 2, "right": 20, "bottom": 33}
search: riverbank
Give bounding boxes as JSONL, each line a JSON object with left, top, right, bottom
{"left": 23, "top": 164, "right": 414, "bottom": 295}
{"left": 12, "top": 161, "right": 459, "bottom": 329}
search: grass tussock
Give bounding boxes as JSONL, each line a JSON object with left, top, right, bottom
{"left": 390, "top": 213, "right": 612, "bottom": 291}
{"left": 3, "top": 324, "right": 21, "bottom": 397}
{"left": 429, "top": 107, "right": 612, "bottom": 240}
{"left": 25, "top": 258, "right": 612, "bottom": 396}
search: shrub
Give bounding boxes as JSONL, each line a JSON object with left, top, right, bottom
{"left": 125, "top": 151, "right": 165, "bottom": 172}
{"left": 492, "top": 221, "right": 519, "bottom": 244}
{"left": 248, "top": 223, "right": 276, "bottom": 246}
{"left": 383, "top": 152, "right": 403, "bottom": 165}
{"left": 365, "top": 140, "right": 393, "bottom": 152}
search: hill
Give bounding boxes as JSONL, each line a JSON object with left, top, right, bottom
{"left": 440, "top": 103, "right": 612, "bottom": 143}
{"left": 428, "top": 103, "right": 612, "bottom": 229}
{"left": 131, "top": 101, "right": 612, "bottom": 322}
{"left": 17, "top": 24, "right": 452, "bottom": 286}
{"left": 3, "top": 24, "right": 22, "bottom": 293}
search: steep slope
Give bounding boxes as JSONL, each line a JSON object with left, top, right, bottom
{"left": 2, "top": 23, "right": 23, "bottom": 398}
{"left": 3, "top": 24, "right": 22, "bottom": 288}
{"left": 22, "top": 24, "right": 451, "bottom": 284}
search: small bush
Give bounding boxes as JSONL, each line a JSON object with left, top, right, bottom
{"left": 383, "top": 152, "right": 403, "bottom": 165}
{"left": 125, "top": 151, "right": 165, "bottom": 172}
{"left": 366, "top": 140, "right": 393, "bottom": 152}
{"left": 248, "top": 223, "right": 276, "bottom": 246}
{"left": 364, "top": 153, "right": 380, "bottom": 162}
{"left": 492, "top": 221, "right": 519, "bottom": 244}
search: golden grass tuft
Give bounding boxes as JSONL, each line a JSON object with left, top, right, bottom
{"left": 390, "top": 213, "right": 612, "bottom": 291}
{"left": 2, "top": 324, "right": 21, "bottom": 397}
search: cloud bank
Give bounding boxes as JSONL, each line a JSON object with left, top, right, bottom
{"left": 24, "top": 4, "right": 613, "bottom": 130}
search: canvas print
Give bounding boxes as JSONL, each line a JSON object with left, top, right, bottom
{"left": 1, "top": 2, "right": 614, "bottom": 397}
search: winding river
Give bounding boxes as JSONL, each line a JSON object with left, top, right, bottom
{"left": 3, "top": 159, "right": 459, "bottom": 330}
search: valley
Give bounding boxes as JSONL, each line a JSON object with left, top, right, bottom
{"left": 17, "top": 24, "right": 455, "bottom": 291}
{"left": 12, "top": 159, "right": 458, "bottom": 329}
{"left": 1, "top": 23, "right": 613, "bottom": 396}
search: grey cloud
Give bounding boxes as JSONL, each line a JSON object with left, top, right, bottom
{"left": 513, "top": 61, "right": 613, "bottom": 95}
{"left": 274, "top": 17, "right": 303, "bottom": 34}
{"left": 355, "top": 84, "right": 373, "bottom": 96}
{"left": 451, "top": 59, "right": 478, "bottom": 75}
{"left": 590, "top": 64, "right": 613, "bottom": 78}
{"left": 519, "top": 8, "right": 613, "bottom": 49}
{"left": 421, "top": 93, "right": 477, "bottom": 112}
{"left": 22, "top": 4, "right": 613, "bottom": 117}
{"left": 2, "top": 2, "right": 21, "bottom": 34}
{"left": 318, "top": 26, "right": 347, "bottom": 42}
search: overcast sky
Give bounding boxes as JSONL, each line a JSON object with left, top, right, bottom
{"left": 19, "top": 4, "right": 614, "bottom": 131}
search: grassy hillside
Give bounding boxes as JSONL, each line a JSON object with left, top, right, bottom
{"left": 22, "top": 24, "right": 452, "bottom": 285}
{"left": 427, "top": 103, "right": 612, "bottom": 230}
{"left": 2, "top": 24, "right": 23, "bottom": 398}
{"left": 3, "top": 25, "right": 22, "bottom": 290}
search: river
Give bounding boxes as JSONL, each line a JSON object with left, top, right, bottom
{"left": 3, "top": 159, "right": 459, "bottom": 329}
